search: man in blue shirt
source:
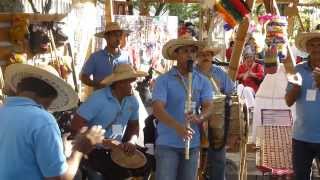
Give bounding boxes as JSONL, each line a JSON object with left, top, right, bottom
{"left": 0, "top": 64, "right": 105, "bottom": 180}
{"left": 80, "top": 22, "right": 132, "bottom": 90}
{"left": 71, "top": 64, "right": 147, "bottom": 180}
{"left": 152, "top": 35, "right": 213, "bottom": 180}
{"left": 196, "top": 45, "right": 235, "bottom": 180}
{"left": 285, "top": 31, "right": 320, "bottom": 180}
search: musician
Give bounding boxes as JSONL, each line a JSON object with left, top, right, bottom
{"left": 71, "top": 64, "right": 147, "bottom": 180}
{"left": 0, "top": 64, "right": 105, "bottom": 180}
{"left": 152, "top": 35, "right": 213, "bottom": 180}
{"left": 80, "top": 22, "right": 132, "bottom": 90}
{"left": 285, "top": 30, "right": 320, "bottom": 180}
{"left": 196, "top": 45, "right": 236, "bottom": 180}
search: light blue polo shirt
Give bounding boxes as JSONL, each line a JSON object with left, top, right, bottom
{"left": 196, "top": 65, "right": 235, "bottom": 95}
{"left": 77, "top": 87, "right": 139, "bottom": 140}
{"left": 0, "top": 97, "right": 67, "bottom": 180}
{"left": 152, "top": 67, "right": 213, "bottom": 148}
{"left": 286, "top": 61, "right": 320, "bottom": 143}
{"left": 81, "top": 48, "right": 131, "bottom": 82}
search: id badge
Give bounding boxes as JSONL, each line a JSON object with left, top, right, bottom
{"left": 112, "top": 124, "right": 123, "bottom": 135}
{"left": 306, "top": 89, "right": 317, "bottom": 102}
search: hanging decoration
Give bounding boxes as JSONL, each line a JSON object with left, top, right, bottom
{"left": 214, "top": 0, "right": 251, "bottom": 28}
{"left": 264, "top": 15, "right": 288, "bottom": 74}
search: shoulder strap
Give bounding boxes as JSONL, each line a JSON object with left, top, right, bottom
{"left": 207, "top": 74, "right": 222, "bottom": 95}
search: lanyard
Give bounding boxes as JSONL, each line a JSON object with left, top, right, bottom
{"left": 176, "top": 70, "right": 189, "bottom": 94}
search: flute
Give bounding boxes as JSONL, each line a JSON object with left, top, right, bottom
{"left": 185, "top": 59, "right": 193, "bottom": 160}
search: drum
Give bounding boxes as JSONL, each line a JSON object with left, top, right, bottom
{"left": 204, "top": 94, "right": 245, "bottom": 152}
{"left": 110, "top": 148, "right": 147, "bottom": 169}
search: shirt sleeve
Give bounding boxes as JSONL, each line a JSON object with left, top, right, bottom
{"left": 253, "top": 64, "right": 264, "bottom": 80}
{"left": 77, "top": 93, "right": 101, "bottom": 123}
{"left": 200, "top": 78, "right": 213, "bottom": 103}
{"left": 236, "top": 65, "right": 246, "bottom": 81}
{"left": 215, "top": 67, "right": 235, "bottom": 95}
{"left": 152, "top": 76, "right": 167, "bottom": 104}
{"left": 33, "top": 121, "right": 67, "bottom": 177}
{"left": 80, "top": 53, "right": 96, "bottom": 76}
{"left": 129, "top": 96, "right": 139, "bottom": 121}
{"left": 222, "top": 71, "right": 236, "bottom": 95}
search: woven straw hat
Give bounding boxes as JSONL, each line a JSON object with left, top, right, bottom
{"left": 199, "top": 40, "right": 221, "bottom": 56}
{"left": 295, "top": 30, "right": 320, "bottom": 52}
{"left": 162, "top": 35, "right": 204, "bottom": 60}
{"left": 95, "top": 22, "right": 132, "bottom": 38}
{"left": 101, "top": 64, "right": 148, "bottom": 86}
{"left": 5, "top": 64, "right": 78, "bottom": 112}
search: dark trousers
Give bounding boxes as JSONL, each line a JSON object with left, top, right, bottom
{"left": 292, "top": 139, "right": 320, "bottom": 180}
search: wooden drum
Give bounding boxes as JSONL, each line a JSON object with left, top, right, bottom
{"left": 201, "top": 94, "right": 245, "bottom": 152}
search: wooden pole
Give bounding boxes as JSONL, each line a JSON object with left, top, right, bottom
{"left": 228, "top": 0, "right": 255, "bottom": 81}
{"left": 105, "top": 0, "right": 113, "bottom": 23}
{"left": 139, "top": 0, "right": 150, "bottom": 16}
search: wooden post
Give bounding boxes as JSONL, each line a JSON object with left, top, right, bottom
{"left": 140, "top": 0, "right": 150, "bottom": 16}
{"left": 228, "top": 0, "right": 255, "bottom": 81}
{"left": 105, "top": 0, "right": 114, "bottom": 23}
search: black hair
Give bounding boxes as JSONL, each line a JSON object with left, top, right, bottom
{"left": 229, "top": 41, "right": 234, "bottom": 47}
{"left": 16, "top": 77, "right": 58, "bottom": 98}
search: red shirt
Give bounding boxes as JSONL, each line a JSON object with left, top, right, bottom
{"left": 237, "top": 62, "right": 264, "bottom": 92}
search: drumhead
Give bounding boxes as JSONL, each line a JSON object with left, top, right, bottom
{"left": 110, "top": 149, "right": 147, "bottom": 169}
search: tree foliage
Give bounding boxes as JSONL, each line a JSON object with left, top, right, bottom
{"left": 132, "top": 0, "right": 200, "bottom": 22}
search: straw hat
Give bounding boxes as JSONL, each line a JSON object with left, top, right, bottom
{"left": 295, "top": 30, "right": 320, "bottom": 52}
{"left": 162, "top": 35, "right": 204, "bottom": 60}
{"left": 101, "top": 64, "right": 148, "bottom": 86}
{"left": 95, "top": 22, "right": 132, "bottom": 38}
{"left": 110, "top": 148, "right": 147, "bottom": 169}
{"left": 4, "top": 64, "right": 78, "bottom": 112}
{"left": 199, "top": 40, "right": 221, "bottom": 56}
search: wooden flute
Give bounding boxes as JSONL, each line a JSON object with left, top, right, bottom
{"left": 185, "top": 59, "right": 193, "bottom": 160}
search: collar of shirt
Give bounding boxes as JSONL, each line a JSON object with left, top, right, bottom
{"left": 103, "top": 87, "right": 130, "bottom": 107}
{"left": 104, "top": 47, "right": 121, "bottom": 59}
{"left": 4, "top": 97, "right": 43, "bottom": 109}
{"left": 195, "top": 65, "right": 215, "bottom": 76}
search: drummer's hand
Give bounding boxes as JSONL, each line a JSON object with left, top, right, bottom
{"left": 175, "top": 124, "right": 194, "bottom": 142}
{"left": 120, "top": 142, "right": 136, "bottom": 155}
{"left": 185, "top": 112, "right": 202, "bottom": 124}
{"left": 102, "top": 139, "right": 121, "bottom": 150}
{"left": 62, "top": 132, "right": 73, "bottom": 158}
{"left": 73, "top": 125, "right": 105, "bottom": 154}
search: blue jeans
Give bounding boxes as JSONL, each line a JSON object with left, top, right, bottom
{"left": 207, "top": 148, "right": 226, "bottom": 180}
{"left": 292, "top": 139, "right": 320, "bottom": 180}
{"left": 155, "top": 145, "right": 200, "bottom": 180}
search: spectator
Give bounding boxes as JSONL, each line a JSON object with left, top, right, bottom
{"left": 237, "top": 46, "right": 264, "bottom": 108}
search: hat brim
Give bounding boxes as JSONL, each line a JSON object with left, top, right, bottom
{"left": 295, "top": 32, "right": 320, "bottom": 52}
{"left": 200, "top": 47, "right": 221, "bottom": 56}
{"left": 5, "top": 64, "right": 79, "bottom": 112}
{"left": 95, "top": 29, "right": 133, "bottom": 38}
{"left": 162, "top": 39, "right": 204, "bottom": 60}
{"left": 101, "top": 71, "right": 148, "bottom": 86}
